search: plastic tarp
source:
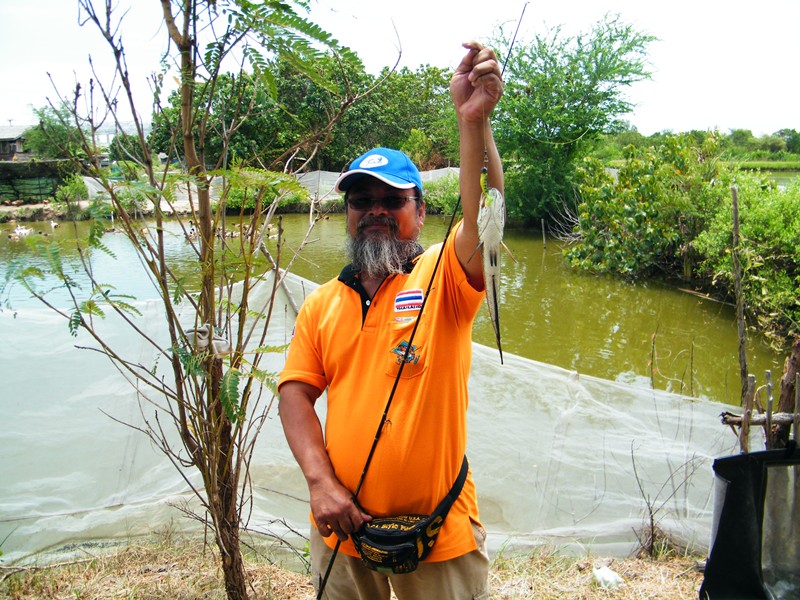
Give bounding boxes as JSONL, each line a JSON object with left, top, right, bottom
{"left": 2, "top": 271, "right": 745, "bottom": 566}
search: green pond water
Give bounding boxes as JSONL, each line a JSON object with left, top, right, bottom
{"left": 1, "top": 213, "right": 784, "bottom": 403}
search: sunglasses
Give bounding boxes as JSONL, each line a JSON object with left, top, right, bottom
{"left": 346, "top": 195, "right": 418, "bottom": 211}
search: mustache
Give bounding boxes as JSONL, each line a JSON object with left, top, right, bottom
{"left": 356, "top": 214, "right": 399, "bottom": 235}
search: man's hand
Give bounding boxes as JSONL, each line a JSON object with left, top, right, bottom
{"left": 450, "top": 41, "right": 504, "bottom": 124}
{"left": 310, "top": 478, "right": 372, "bottom": 541}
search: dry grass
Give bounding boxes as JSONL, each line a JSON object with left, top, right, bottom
{"left": 1, "top": 536, "right": 704, "bottom": 600}
{"left": 490, "top": 550, "right": 703, "bottom": 599}
{"left": 0, "top": 536, "right": 314, "bottom": 600}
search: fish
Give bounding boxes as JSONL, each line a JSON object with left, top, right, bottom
{"left": 476, "top": 172, "right": 506, "bottom": 364}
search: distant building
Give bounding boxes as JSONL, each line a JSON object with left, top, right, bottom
{"left": 0, "top": 126, "right": 30, "bottom": 161}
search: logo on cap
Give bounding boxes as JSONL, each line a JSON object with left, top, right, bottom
{"left": 359, "top": 154, "right": 389, "bottom": 169}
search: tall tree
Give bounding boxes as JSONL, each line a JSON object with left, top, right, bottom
{"left": 24, "top": 104, "right": 86, "bottom": 161}
{"left": 495, "top": 14, "right": 655, "bottom": 224}
{"left": 14, "top": 2, "right": 363, "bottom": 598}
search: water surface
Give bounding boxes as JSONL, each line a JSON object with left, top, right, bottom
{"left": 1, "top": 213, "right": 784, "bottom": 403}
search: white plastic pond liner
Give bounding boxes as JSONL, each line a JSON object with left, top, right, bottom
{"left": 1, "top": 271, "right": 744, "bottom": 565}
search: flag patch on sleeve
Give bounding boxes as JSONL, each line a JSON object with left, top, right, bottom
{"left": 394, "top": 289, "right": 423, "bottom": 312}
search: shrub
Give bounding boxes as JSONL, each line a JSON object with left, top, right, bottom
{"left": 422, "top": 172, "right": 460, "bottom": 215}
{"left": 567, "top": 133, "right": 725, "bottom": 278}
{"left": 693, "top": 174, "right": 800, "bottom": 345}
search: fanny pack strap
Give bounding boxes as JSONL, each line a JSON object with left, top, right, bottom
{"left": 427, "top": 455, "right": 469, "bottom": 524}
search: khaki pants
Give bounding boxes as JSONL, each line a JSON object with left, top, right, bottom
{"left": 310, "top": 522, "right": 490, "bottom": 600}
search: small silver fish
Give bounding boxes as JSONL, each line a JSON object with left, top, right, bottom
{"left": 477, "top": 184, "right": 506, "bottom": 364}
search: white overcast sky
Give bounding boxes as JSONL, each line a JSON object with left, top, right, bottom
{"left": 1, "top": 0, "right": 797, "bottom": 136}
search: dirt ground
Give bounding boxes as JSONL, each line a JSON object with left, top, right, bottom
{"left": 0, "top": 536, "right": 705, "bottom": 600}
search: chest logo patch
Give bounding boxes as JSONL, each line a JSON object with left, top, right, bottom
{"left": 394, "top": 289, "right": 423, "bottom": 312}
{"left": 391, "top": 340, "right": 420, "bottom": 365}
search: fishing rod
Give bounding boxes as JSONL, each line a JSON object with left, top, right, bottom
{"left": 502, "top": 1, "right": 529, "bottom": 77}
{"left": 316, "top": 7, "right": 528, "bottom": 597}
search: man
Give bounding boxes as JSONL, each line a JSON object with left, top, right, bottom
{"left": 278, "top": 41, "right": 503, "bottom": 599}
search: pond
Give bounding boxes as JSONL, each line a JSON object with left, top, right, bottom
{"left": 0, "top": 213, "right": 784, "bottom": 565}
{"left": 1, "top": 212, "right": 785, "bottom": 403}
{"left": 273, "top": 213, "right": 784, "bottom": 403}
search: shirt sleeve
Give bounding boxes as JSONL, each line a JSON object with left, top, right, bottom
{"left": 277, "top": 292, "right": 328, "bottom": 393}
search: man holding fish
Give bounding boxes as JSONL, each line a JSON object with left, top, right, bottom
{"left": 278, "top": 40, "right": 504, "bottom": 599}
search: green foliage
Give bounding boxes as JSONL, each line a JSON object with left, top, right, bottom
{"left": 172, "top": 345, "right": 205, "bottom": 377}
{"left": 54, "top": 173, "right": 89, "bottom": 219}
{"left": 341, "top": 65, "right": 454, "bottom": 169}
{"left": 220, "top": 368, "right": 242, "bottom": 423}
{"left": 495, "top": 14, "right": 655, "bottom": 224}
{"left": 68, "top": 310, "right": 82, "bottom": 337}
{"left": 422, "top": 172, "right": 460, "bottom": 215}
{"left": 108, "top": 132, "right": 147, "bottom": 163}
{"left": 567, "top": 132, "right": 724, "bottom": 277}
{"left": 215, "top": 167, "right": 309, "bottom": 213}
{"left": 401, "top": 129, "right": 433, "bottom": 170}
{"left": 693, "top": 175, "right": 800, "bottom": 343}
{"left": 568, "top": 129, "right": 799, "bottom": 342}
{"left": 24, "top": 105, "right": 87, "bottom": 161}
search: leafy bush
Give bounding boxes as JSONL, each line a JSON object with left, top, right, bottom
{"left": 694, "top": 174, "right": 800, "bottom": 344}
{"left": 422, "top": 172, "right": 460, "bottom": 215}
{"left": 217, "top": 169, "right": 310, "bottom": 214}
{"left": 54, "top": 173, "right": 89, "bottom": 220}
{"left": 567, "top": 133, "right": 725, "bottom": 277}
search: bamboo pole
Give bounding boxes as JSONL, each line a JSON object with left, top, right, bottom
{"left": 766, "top": 370, "right": 774, "bottom": 449}
{"left": 740, "top": 374, "right": 756, "bottom": 453}
{"left": 795, "top": 373, "right": 799, "bottom": 442}
{"left": 731, "top": 186, "right": 748, "bottom": 405}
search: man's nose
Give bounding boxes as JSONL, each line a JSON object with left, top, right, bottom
{"left": 367, "top": 200, "right": 391, "bottom": 214}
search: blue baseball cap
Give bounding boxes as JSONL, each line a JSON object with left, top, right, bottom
{"left": 335, "top": 148, "right": 423, "bottom": 195}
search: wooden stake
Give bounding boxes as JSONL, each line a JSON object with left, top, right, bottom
{"left": 740, "top": 374, "right": 756, "bottom": 453}
{"left": 766, "top": 370, "right": 774, "bottom": 449}
{"left": 795, "top": 372, "right": 799, "bottom": 442}
{"left": 541, "top": 218, "right": 546, "bottom": 249}
{"left": 731, "top": 186, "right": 748, "bottom": 405}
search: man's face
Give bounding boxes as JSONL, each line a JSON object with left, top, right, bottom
{"left": 344, "top": 179, "right": 426, "bottom": 279}
{"left": 345, "top": 179, "right": 425, "bottom": 242}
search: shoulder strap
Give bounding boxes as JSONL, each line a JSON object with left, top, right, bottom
{"left": 430, "top": 456, "right": 469, "bottom": 521}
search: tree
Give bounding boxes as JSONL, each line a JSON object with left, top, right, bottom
{"left": 24, "top": 104, "right": 86, "bottom": 161}
{"left": 727, "top": 128, "right": 756, "bottom": 153}
{"left": 108, "top": 131, "right": 146, "bottom": 163}
{"left": 495, "top": 14, "right": 655, "bottom": 224}
{"left": 317, "top": 64, "right": 455, "bottom": 171}
{"left": 12, "top": 2, "right": 364, "bottom": 599}
{"left": 775, "top": 128, "right": 800, "bottom": 154}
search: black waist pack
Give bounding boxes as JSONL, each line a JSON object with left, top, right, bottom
{"left": 351, "top": 457, "right": 469, "bottom": 574}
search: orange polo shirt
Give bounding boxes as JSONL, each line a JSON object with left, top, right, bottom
{"left": 279, "top": 221, "right": 484, "bottom": 561}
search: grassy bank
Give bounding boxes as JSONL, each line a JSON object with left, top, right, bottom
{"left": 1, "top": 534, "right": 704, "bottom": 599}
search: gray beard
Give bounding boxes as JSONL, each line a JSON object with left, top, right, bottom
{"left": 346, "top": 216, "right": 421, "bottom": 279}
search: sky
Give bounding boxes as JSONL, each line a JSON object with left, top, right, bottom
{"left": 1, "top": 0, "right": 797, "bottom": 137}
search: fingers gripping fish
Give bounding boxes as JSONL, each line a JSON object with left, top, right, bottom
{"left": 477, "top": 167, "right": 507, "bottom": 364}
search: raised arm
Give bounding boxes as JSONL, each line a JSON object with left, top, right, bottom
{"left": 450, "top": 41, "right": 504, "bottom": 289}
